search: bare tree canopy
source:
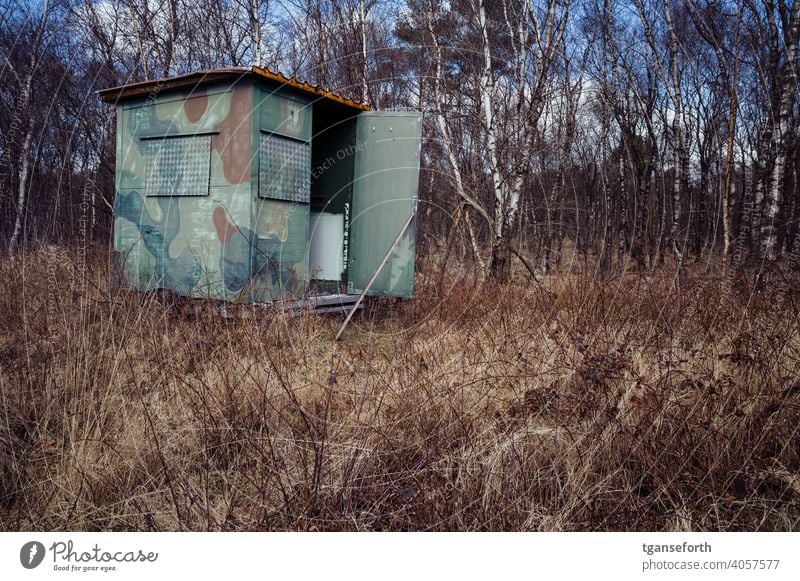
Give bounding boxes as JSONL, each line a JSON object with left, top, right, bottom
{"left": 2, "top": 0, "right": 800, "bottom": 275}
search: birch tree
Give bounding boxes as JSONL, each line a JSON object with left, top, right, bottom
{"left": 7, "top": 0, "right": 50, "bottom": 255}
{"left": 474, "top": 0, "right": 569, "bottom": 280}
{"left": 685, "top": 0, "right": 742, "bottom": 264}
{"left": 422, "top": 1, "right": 488, "bottom": 273}
{"left": 760, "top": 0, "right": 800, "bottom": 260}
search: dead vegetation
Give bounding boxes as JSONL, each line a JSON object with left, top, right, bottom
{"left": 0, "top": 247, "right": 798, "bottom": 531}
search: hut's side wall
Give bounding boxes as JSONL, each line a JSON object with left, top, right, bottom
{"left": 248, "top": 81, "right": 313, "bottom": 301}
{"left": 113, "top": 80, "right": 254, "bottom": 300}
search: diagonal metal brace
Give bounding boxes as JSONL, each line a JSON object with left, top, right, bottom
{"left": 335, "top": 212, "right": 415, "bottom": 341}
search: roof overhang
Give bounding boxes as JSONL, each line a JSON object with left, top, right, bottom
{"left": 97, "top": 66, "right": 371, "bottom": 111}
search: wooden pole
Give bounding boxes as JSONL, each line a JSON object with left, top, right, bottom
{"left": 335, "top": 213, "right": 415, "bottom": 341}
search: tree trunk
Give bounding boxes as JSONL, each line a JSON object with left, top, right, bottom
{"left": 476, "top": 0, "right": 516, "bottom": 282}
{"left": 663, "top": 0, "right": 685, "bottom": 269}
{"left": 250, "top": 0, "right": 262, "bottom": 68}
{"left": 489, "top": 228, "right": 511, "bottom": 282}
{"left": 359, "top": 0, "right": 368, "bottom": 103}
{"left": 618, "top": 147, "right": 628, "bottom": 260}
{"left": 8, "top": 114, "right": 34, "bottom": 255}
{"left": 761, "top": 1, "right": 800, "bottom": 260}
{"left": 8, "top": 0, "right": 48, "bottom": 255}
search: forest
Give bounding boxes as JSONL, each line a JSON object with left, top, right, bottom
{"left": 1, "top": 0, "right": 799, "bottom": 275}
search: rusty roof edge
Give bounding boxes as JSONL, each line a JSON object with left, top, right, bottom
{"left": 251, "top": 67, "right": 371, "bottom": 111}
{"left": 97, "top": 66, "right": 371, "bottom": 111}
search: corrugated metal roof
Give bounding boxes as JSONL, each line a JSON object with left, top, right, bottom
{"left": 97, "top": 66, "right": 371, "bottom": 111}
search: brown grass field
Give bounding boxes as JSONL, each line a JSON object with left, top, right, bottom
{"left": 0, "top": 246, "right": 798, "bottom": 531}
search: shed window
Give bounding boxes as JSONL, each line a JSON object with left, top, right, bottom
{"left": 258, "top": 132, "right": 310, "bottom": 203}
{"left": 142, "top": 134, "right": 212, "bottom": 197}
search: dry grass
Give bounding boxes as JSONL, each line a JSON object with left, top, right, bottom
{"left": 0, "top": 246, "right": 799, "bottom": 531}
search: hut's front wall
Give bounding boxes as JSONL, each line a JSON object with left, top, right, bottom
{"left": 114, "top": 80, "right": 256, "bottom": 300}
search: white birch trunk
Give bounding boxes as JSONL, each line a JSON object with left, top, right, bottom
{"left": 663, "top": 0, "right": 684, "bottom": 267}
{"left": 425, "top": 2, "right": 490, "bottom": 272}
{"left": 250, "top": 0, "right": 262, "bottom": 68}
{"left": 359, "top": 0, "right": 368, "bottom": 104}
{"left": 476, "top": 0, "right": 518, "bottom": 278}
{"left": 8, "top": 0, "right": 48, "bottom": 255}
{"left": 762, "top": 2, "right": 800, "bottom": 260}
{"left": 9, "top": 112, "right": 34, "bottom": 255}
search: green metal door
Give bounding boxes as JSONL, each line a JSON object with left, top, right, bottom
{"left": 348, "top": 112, "right": 421, "bottom": 297}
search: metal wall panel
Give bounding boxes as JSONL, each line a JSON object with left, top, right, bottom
{"left": 250, "top": 200, "right": 310, "bottom": 300}
{"left": 250, "top": 81, "right": 314, "bottom": 301}
{"left": 258, "top": 91, "right": 312, "bottom": 142}
{"left": 143, "top": 135, "right": 212, "bottom": 197}
{"left": 258, "top": 133, "right": 311, "bottom": 202}
{"left": 348, "top": 112, "right": 421, "bottom": 298}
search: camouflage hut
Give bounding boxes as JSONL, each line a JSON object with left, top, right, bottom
{"left": 99, "top": 67, "right": 421, "bottom": 303}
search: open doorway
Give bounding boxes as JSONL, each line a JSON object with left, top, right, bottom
{"left": 309, "top": 100, "right": 359, "bottom": 294}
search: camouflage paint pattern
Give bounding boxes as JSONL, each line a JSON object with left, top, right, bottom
{"left": 111, "top": 73, "right": 421, "bottom": 302}
{"left": 113, "top": 79, "right": 312, "bottom": 302}
{"left": 251, "top": 83, "right": 313, "bottom": 300}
